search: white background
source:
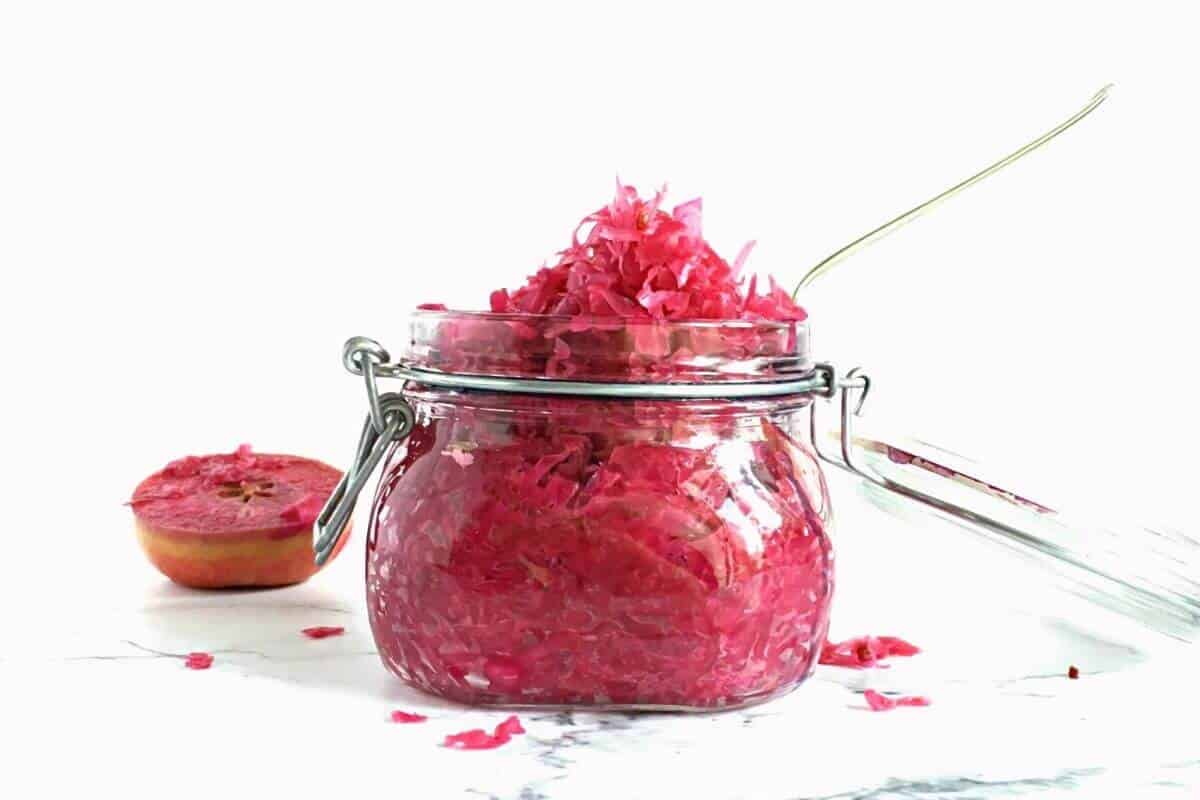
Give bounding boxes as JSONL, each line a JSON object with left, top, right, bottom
{"left": 2, "top": 1, "right": 1197, "bottom": 795}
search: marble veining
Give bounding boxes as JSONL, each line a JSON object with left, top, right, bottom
{"left": 800, "top": 768, "right": 1106, "bottom": 799}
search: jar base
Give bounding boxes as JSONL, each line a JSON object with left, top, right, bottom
{"left": 380, "top": 657, "right": 815, "bottom": 713}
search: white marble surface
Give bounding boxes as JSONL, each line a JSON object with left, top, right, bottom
{"left": 8, "top": 470, "right": 1198, "bottom": 799}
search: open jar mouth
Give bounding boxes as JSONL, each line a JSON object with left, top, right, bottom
{"left": 404, "top": 310, "right": 812, "bottom": 385}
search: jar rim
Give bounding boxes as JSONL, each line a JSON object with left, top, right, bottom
{"left": 403, "top": 309, "right": 813, "bottom": 386}
{"left": 411, "top": 308, "right": 804, "bottom": 330}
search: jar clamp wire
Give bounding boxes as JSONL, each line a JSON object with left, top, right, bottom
{"left": 315, "top": 334, "right": 866, "bottom": 565}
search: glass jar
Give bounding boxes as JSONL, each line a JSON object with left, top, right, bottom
{"left": 360, "top": 311, "right": 835, "bottom": 710}
{"left": 317, "top": 310, "right": 1200, "bottom": 712}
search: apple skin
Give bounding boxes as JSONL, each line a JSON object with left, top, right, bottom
{"left": 133, "top": 519, "right": 350, "bottom": 588}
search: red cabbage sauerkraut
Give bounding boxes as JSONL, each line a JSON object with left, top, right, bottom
{"left": 365, "top": 184, "right": 833, "bottom": 708}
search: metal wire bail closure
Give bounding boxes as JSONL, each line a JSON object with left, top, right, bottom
{"left": 314, "top": 339, "right": 415, "bottom": 566}
{"left": 314, "top": 335, "right": 868, "bottom": 566}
